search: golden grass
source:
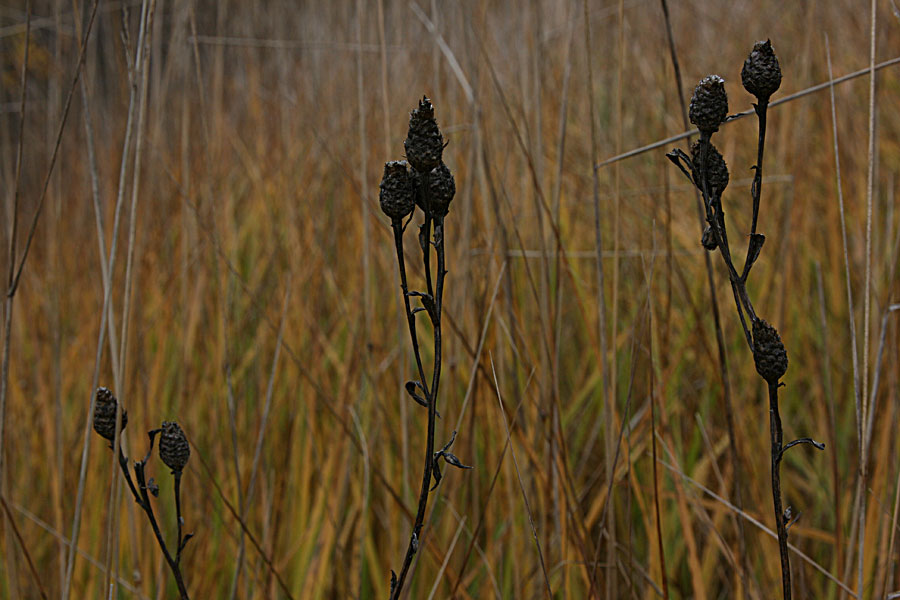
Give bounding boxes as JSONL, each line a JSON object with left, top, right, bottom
{"left": 0, "top": 0, "right": 898, "bottom": 598}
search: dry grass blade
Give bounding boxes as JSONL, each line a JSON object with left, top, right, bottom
{"left": 858, "top": 2, "right": 878, "bottom": 592}
{"left": 660, "top": 460, "right": 858, "bottom": 597}
{"left": 7, "top": 0, "right": 101, "bottom": 296}
{"left": 0, "top": 493, "right": 48, "bottom": 600}
{"left": 0, "top": 3, "right": 31, "bottom": 591}
{"left": 657, "top": 1, "right": 751, "bottom": 593}
{"left": 826, "top": 35, "right": 864, "bottom": 598}
{"left": 409, "top": 3, "right": 474, "bottom": 105}
{"left": 191, "top": 442, "right": 295, "bottom": 600}
{"left": 426, "top": 515, "right": 466, "bottom": 600}
{"left": 489, "top": 353, "right": 553, "bottom": 598}
{"left": 8, "top": 499, "right": 146, "bottom": 597}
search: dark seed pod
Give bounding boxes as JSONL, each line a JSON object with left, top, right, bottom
{"left": 379, "top": 161, "right": 416, "bottom": 222}
{"left": 752, "top": 319, "right": 788, "bottom": 383}
{"left": 159, "top": 421, "right": 190, "bottom": 472}
{"left": 701, "top": 225, "right": 718, "bottom": 251}
{"left": 425, "top": 162, "right": 455, "bottom": 217}
{"left": 741, "top": 40, "right": 782, "bottom": 101}
{"left": 691, "top": 140, "right": 729, "bottom": 196}
{"left": 404, "top": 96, "right": 444, "bottom": 173}
{"left": 92, "top": 387, "right": 127, "bottom": 441}
{"left": 689, "top": 75, "right": 728, "bottom": 134}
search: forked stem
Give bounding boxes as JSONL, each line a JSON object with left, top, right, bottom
{"left": 390, "top": 178, "right": 445, "bottom": 600}
{"left": 112, "top": 435, "right": 190, "bottom": 599}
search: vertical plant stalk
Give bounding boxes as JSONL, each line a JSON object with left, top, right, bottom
{"left": 381, "top": 98, "right": 469, "bottom": 599}
{"left": 0, "top": 6, "right": 31, "bottom": 591}
{"left": 133, "top": 459, "right": 190, "bottom": 599}
{"left": 581, "top": 0, "right": 612, "bottom": 592}
{"left": 391, "top": 182, "right": 446, "bottom": 597}
{"left": 656, "top": 3, "right": 752, "bottom": 593}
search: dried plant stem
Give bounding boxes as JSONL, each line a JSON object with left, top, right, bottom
{"left": 747, "top": 101, "right": 768, "bottom": 239}
{"left": 665, "top": 47, "right": 828, "bottom": 599}
{"left": 174, "top": 472, "right": 186, "bottom": 566}
{"left": 132, "top": 462, "right": 189, "bottom": 599}
{"left": 768, "top": 382, "right": 791, "bottom": 599}
{"left": 391, "top": 224, "right": 431, "bottom": 393}
{"left": 389, "top": 173, "right": 450, "bottom": 599}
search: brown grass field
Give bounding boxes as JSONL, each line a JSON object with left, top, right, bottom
{"left": 0, "top": 0, "right": 899, "bottom": 598}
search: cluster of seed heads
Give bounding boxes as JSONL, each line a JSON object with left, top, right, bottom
{"left": 93, "top": 388, "right": 190, "bottom": 468}
{"left": 380, "top": 97, "right": 455, "bottom": 223}
{"left": 383, "top": 97, "right": 469, "bottom": 600}
{"left": 685, "top": 42, "right": 790, "bottom": 376}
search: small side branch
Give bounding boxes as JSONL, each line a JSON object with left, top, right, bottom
{"left": 779, "top": 438, "right": 826, "bottom": 463}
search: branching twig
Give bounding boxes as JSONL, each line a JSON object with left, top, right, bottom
{"left": 667, "top": 42, "right": 824, "bottom": 600}
{"left": 92, "top": 390, "right": 192, "bottom": 599}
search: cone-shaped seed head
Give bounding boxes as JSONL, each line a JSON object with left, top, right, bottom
{"left": 691, "top": 140, "right": 729, "bottom": 195}
{"left": 752, "top": 319, "right": 788, "bottom": 383}
{"left": 690, "top": 75, "right": 728, "bottom": 134}
{"left": 404, "top": 96, "right": 444, "bottom": 173}
{"left": 426, "top": 162, "right": 455, "bottom": 217}
{"left": 159, "top": 421, "right": 190, "bottom": 472}
{"left": 93, "top": 387, "right": 127, "bottom": 441}
{"left": 379, "top": 161, "right": 416, "bottom": 221}
{"left": 701, "top": 225, "right": 718, "bottom": 251}
{"left": 742, "top": 40, "right": 782, "bottom": 100}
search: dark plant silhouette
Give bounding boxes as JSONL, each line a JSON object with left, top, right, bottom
{"left": 667, "top": 41, "right": 824, "bottom": 600}
{"left": 93, "top": 388, "right": 193, "bottom": 599}
{"left": 380, "top": 97, "right": 471, "bottom": 599}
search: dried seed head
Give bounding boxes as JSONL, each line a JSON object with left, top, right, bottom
{"left": 691, "top": 140, "right": 729, "bottom": 195}
{"left": 92, "top": 387, "right": 127, "bottom": 441}
{"left": 742, "top": 40, "right": 782, "bottom": 101}
{"left": 379, "top": 161, "right": 416, "bottom": 221}
{"left": 752, "top": 319, "right": 788, "bottom": 383}
{"left": 404, "top": 96, "right": 444, "bottom": 173}
{"left": 689, "top": 75, "right": 728, "bottom": 134}
{"left": 159, "top": 421, "right": 190, "bottom": 472}
{"left": 701, "top": 225, "right": 718, "bottom": 251}
{"left": 425, "top": 162, "right": 455, "bottom": 217}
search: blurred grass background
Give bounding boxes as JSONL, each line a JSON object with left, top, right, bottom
{"left": 0, "top": 0, "right": 898, "bottom": 598}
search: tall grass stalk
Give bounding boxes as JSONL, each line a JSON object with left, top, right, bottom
{"left": 657, "top": 2, "right": 752, "bottom": 594}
